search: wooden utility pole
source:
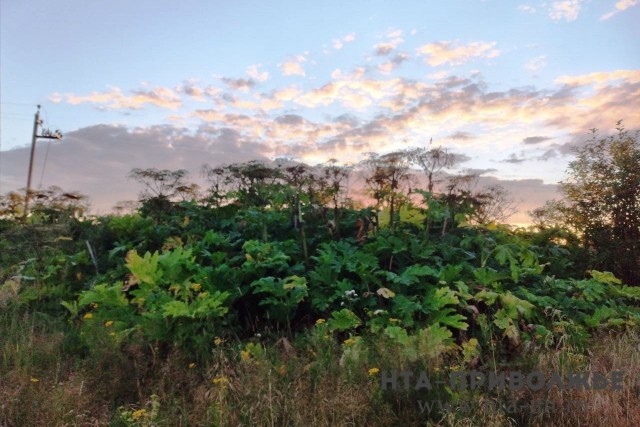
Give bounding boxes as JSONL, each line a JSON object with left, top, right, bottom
{"left": 24, "top": 105, "right": 62, "bottom": 217}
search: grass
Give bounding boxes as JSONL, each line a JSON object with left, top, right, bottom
{"left": 1, "top": 307, "right": 638, "bottom": 426}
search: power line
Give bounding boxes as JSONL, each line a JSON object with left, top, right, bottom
{"left": 38, "top": 139, "right": 53, "bottom": 189}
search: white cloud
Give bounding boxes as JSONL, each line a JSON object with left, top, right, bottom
{"left": 549, "top": 0, "right": 584, "bottom": 22}
{"left": 280, "top": 55, "right": 307, "bottom": 77}
{"left": 333, "top": 33, "right": 356, "bottom": 50}
{"left": 281, "top": 62, "right": 305, "bottom": 77}
{"left": 416, "top": 40, "right": 500, "bottom": 66}
{"left": 377, "top": 62, "right": 394, "bottom": 75}
{"left": 247, "top": 64, "right": 269, "bottom": 82}
{"left": 61, "top": 86, "right": 182, "bottom": 110}
{"left": 555, "top": 69, "right": 640, "bottom": 87}
{"left": 600, "top": 0, "right": 638, "bottom": 20}
{"left": 374, "top": 43, "right": 395, "bottom": 56}
{"left": 373, "top": 29, "right": 405, "bottom": 56}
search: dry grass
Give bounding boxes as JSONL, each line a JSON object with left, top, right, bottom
{"left": 524, "top": 330, "right": 640, "bottom": 427}
{"left": 1, "top": 313, "right": 638, "bottom": 426}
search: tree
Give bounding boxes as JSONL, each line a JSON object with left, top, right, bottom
{"left": 128, "top": 168, "right": 191, "bottom": 217}
{"left": 316, "top": 159, "right": 352, "bottom": 238}
{"left": 528, "top": 200, "right": 566, "bottom": 230}
{"left": 470, "top": 184, "right": 518, "bottom": 225}
{"left": 439, "top": 173, "right": 517, "bottom": 233}
{"left": 408, "top": 142, "right": 455, "bottom": 193}
{"left": 0, "top": 186, "right": 88, "bottom": 223}
{"left": 128, "top": 168, "right": 190, "bottom": 200}
{"left": 559, "top": 123, "right": 640, "bottom": 284}
{"left": 224, "top": 161, "right": 282, "bottom": 208}
{"left": 201, "top": 164, "right": 232, "bottom": 209}
{"left": 281, "top": 163, "right": 312, "bottom": 263}
{"left": 361, "top": 151, "right": 413, "bottom": 232}
{"left": 224, "top": 161, "right": 284, "bottom": 241}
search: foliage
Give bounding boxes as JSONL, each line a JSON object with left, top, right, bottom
{"left": 559, "top": 123, "right": 640, "bottom": 284}
{"left": 75, "top": 247, "right": 230, "bottom": 355}
{"left": 1, "top": 140, "right": 639, "bottom": 424}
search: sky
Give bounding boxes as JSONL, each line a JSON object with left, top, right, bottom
{"left": 1, "top": 0, "right": 639, "bottom": 224}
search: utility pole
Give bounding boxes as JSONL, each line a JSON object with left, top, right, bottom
{"left": 24, "top": 105, "right": 62, "bottom": 218}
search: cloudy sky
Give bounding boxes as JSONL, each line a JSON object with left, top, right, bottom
{"left": 1, "top": 0, "right": 639, "bottom": 224}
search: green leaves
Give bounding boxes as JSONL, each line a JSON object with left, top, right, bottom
{"left": 328, "top": 308, "right": 362, "bottom": 332}
{"left": 161, "top": 291, "right": 229, "bottom": 319}
{"left": 589, "top": 270, "right": 622, "bottom": 285}
{"left": 385, "top": 264, "right": 439, "bottom": 286}
{"left": 250, "top": 275, "right": 308, "bottom": 324}
{"left": 431, "top": 309, "right": 468, "bottom": 330}
{"left": 473, "top": 268, "right": 509, "bottom": 287}
{"left": 500, "top": 292, "right": 535, "bottom": 320}
{"left": 76, "top": 246, "right": 232, "bottom": 354}
{"left": 78, "top": 283, "right": 129, "bottom": 308}
{"left": 126, "top": 250, "right": 161, "bottom": 286}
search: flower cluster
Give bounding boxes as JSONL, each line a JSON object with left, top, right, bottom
{"left": 345, "top": 289, "right": 358, "bottom": 298}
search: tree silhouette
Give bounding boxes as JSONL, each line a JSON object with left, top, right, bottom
{"left": 559, "top": 123, "right": 640, "bottom": 284}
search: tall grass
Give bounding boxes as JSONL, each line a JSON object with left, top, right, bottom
{"left": 1, "top": 309, "right": 638, "bottom": 426}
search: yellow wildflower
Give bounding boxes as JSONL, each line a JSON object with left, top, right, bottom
{"left": 214, "top": 337, "right": 223, "bottom": 345}
{"left": 315, "top": 318, "right": 326, "bottom": 325}
{"left": 278, "top": 365, "right": 287, "bottom": 376}
{"left": 368, "top": 368, "right": 380, "bottom": 376}
{"left": 212, "top": 376, "right": 228, "bottom": 386}
{"left": 104, "top": 320, "right": 114, "bottom": 327}
{"left": 240, "top": 350, "right": 251, "bottom": 361}
{"left": 30, "top": 377, "right": 39, "bottom": 383}
{"left": 191, "top": 283, "right": 202, "bottom": 292}
{"left": 131, "top": 408, "right": 146, "bottom": 420}
{"left": 83, "top": 313, "right": 93, "bottom": 320}
{"left": 109, "top": 332, "right": 116, "bottom": 337}
{"left": 198, "top": 291, "right": 208, "bottom": 298}
{"left": 343, "top": 338, "right": 356, "bottom": 346}
{"left": 188, "top": 362, "right": 196, "bottom": 369}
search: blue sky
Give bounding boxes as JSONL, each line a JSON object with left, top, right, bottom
{"left": 1, "top": 0, "right": 639, "bottom": 223}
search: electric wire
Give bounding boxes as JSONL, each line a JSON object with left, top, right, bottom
{"left": 38, "top": 139, "right": 52, "bottom": 189}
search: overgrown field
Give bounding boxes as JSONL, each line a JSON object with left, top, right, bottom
{"left": 2, "top": 131, "right": 640, "bottom": 425}
{"left": 1, "top": 189, "right": 639, "bottom": 426}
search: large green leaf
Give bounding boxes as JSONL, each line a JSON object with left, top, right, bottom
{"left": 126, "top": 250, "right": 162, "bottom": 285}
{"left": 329, "top": 308, "right": 362, "bottom": 331}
